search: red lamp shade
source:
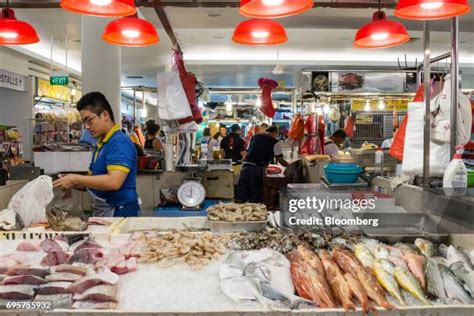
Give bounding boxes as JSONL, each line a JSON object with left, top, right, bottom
{"left": 354, "top": 11, "right": 410, "bottom": 49}
{"left": 233, "top": 19, "right": 288, "bottom": 46}
{"left": 395, "top": 0, "right": 470, "bottom": 20}
{"left": 0, "top": 8, "right": 39, "bottom": 45}
{"left": 60, "top": 0, "right": 136, "bottom": 17}
{"left": 240, "top": 0, "right": 313, "bottom": 18}
{"left": 102, "top": 16, "right": 159, "bottom": 47}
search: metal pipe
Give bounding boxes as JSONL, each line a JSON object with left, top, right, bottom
{"left": 450, "top": 17, "right": 459, "bottom": 157}
{"left": 423, "top": 21, "right": 431, "bottom": 188}
{"left": 417, "top": 52, "right": 451, "bottom": 70}
{"left": 133, "top": 88, "right": 136, "bottom": 126}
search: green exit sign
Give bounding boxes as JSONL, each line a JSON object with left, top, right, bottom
{"left": 50, "top": 76, "right": 69, "bottom": 86}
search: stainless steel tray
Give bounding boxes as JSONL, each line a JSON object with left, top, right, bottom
{"left": 360, "top": 212, "right": 450, "bottom": 243}
{"left": 208, "top": 220, "right": 267, "bottom": 233}
{"left": 320, "top": 176, "right": 370, "bottom": 190}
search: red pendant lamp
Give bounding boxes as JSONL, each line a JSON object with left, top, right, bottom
{"left": 102, "top": 15, "right": 159, "bottom": 47}
{"left": 0, "top": 1, "right": 39, "bottom": 45}
{"left": 60, "top": 0, "right": 136, "bottom": 17}
{"left": 239, "top": 0, "right": 313, "bottom": 18}
{"left": 354, "top": 0, "right": 410, "bottom": 49}
{"left": 233, "top": 19, "right": 288, "bottom": 46}
{"left": 395, "top": 0, "right": 470, "bottom": 20}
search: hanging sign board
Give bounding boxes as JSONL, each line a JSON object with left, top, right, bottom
{"left": 50, "top": 70, "right": 69, "bottom": 86}
{"left": 0, "top": 69, "right": 27, "bottom": 92}
{"left": 351, "top": 98, "right": 409, "bottom": 111}
{"left": 38, "top": 78, "right": 70, "bottom": 102}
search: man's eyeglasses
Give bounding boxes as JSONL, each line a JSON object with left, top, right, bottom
{"left": 83, "top": 114, "right": 99, "bottom": 126}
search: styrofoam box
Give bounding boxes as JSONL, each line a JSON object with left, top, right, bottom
{"left": 34, "top": 151, "right": 93, "bottom": 174}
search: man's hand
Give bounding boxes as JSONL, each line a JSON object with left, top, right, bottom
{"left": 53, "top": 174, "right": 79, "bottom": 189}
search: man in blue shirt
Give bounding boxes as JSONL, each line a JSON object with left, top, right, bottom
{"left": 53, "top": 92, "right": 139, "bottom": 217}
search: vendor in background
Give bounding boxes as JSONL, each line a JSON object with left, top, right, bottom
{"left": 257, "top": 123, "right": 268, "bottom": 134}
{"left": 144, "top": 123, "right": 164, "bottom": 153}
{"left": 381, "top": 127, "right": 398, "bottom": 149}
{"left": 53, "top": 92, "right": 139, "bottom": 217}
{"left": 220, "top": 124, "right": 246, "bottom": 163}
{"left": 209, "top": 131, "right": 221, "bottom": 160}
{"left": 201, "top": 128, "right": 213, "bottom": 160}
{"left": 217, "top": 125, "right": 227, "bottom": 144}
{"left": 324, "top": 129, "right": 347, "bottom": 158}
{"left": 236, "top": 125, "right": 288, "bottom": 203}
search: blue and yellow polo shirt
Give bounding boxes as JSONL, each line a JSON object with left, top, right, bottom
{"left": 89, "top": 125, "right": 138, "bottom": 207}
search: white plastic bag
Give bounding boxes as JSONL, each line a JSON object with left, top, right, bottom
{"left": 402, "top": 102, "right": 450, "bottom": 176}
{"left": 430, "top": 75, "right": 472, "bottom": 145}
{"left": 7, "top": 175, "right": 54, "bottom": 227}
{"left": 157, "top": 71, "right": 192, "bottom": 121}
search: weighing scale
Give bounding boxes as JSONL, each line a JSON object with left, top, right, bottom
{"left": 175, "top": 163, "right": 208, "bottom": 210}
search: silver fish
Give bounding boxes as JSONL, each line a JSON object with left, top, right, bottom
{"left": 415, "top": 238, "right": 436, "bottom": 258}
{"left": 395, "top": 243, "right": 421, "bottom": 255}
{"left": 0, "top": 285, "right": 37, "bottom": 300}
{"left": 438, "top": 244, "right": 449, "bottom": 258}
{"left": 450, "top": 261, "right": 474, "bottom": 297}
{"left": 440, "top": 265, "right": 472, "bottom": 304}
{"left": 447, "top": 246, "right": 472, "bottom": 270}
{"left": 431, "top": 256, "right": 449, "bottom": 267}
{"left": 425, "top": 259, "right": 447, "bottom": 300}
{"left": 374, "top": 258, "right": 395, "bottom": 275}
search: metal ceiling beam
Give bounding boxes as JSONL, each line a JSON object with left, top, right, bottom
{"left": 2, "top": 1, "right": 397, "bottom": 9}
{"left": 152, "top": 0, "right": 182, "bottom": 52}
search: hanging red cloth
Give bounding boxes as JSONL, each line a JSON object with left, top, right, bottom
{"left": 172, "top": 49, "right": 203, "bottom": 124}
{"left": 258, "top": 77, "right": 278, "bottom": 118}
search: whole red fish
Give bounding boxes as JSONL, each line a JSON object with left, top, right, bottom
{"left": 319, "top": 250, "right": 356, "bottom": 311}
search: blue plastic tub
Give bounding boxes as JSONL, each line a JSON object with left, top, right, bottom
{"left": 324, "top": 163, "right": 363, "bottom": 184}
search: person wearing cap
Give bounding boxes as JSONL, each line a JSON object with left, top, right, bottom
{"left": 220, "top": 124, "right": 246, "bottom": 163}
{"left": 325, "top": 129, "right": 347, "bottom": 158}
{"left": 236, "top": 125, "right": 288, "bottom": 203}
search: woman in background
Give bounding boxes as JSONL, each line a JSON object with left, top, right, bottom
{"left": 144, "top": 124, "right": 164, "bottom": 152}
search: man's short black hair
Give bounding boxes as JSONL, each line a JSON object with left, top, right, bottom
{"left": 77, "top": 92, "right": 115, "bottom": 123}
{"left": 219, "top": 125, "right": 227, "bottom": 130}
{"left": 260, "top": 123, "right": 269, "bottom": 128}
{"left": 332, "top": 129, "right": 347, "bottom": 139}
{"left": 148, "top": 123, "right": 159, "bottom": 136}
{"left": 266, "top": 125, "right": 278, "bottom": 134}
{"left": 231, "top": 124, "right": 241, "bottom": 132}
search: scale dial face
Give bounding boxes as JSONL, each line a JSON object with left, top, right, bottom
{"left": 177, "top": 181, "right": 206, "bottom": 208}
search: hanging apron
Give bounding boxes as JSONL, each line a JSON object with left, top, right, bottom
{"left": 88, "top": 189, "right": 114, "bottom": 217}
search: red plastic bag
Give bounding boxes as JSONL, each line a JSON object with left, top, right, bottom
{"left": 302, "top": 115, "right": 325, "bottom": 155}
{"left": 172, "top": 50, "right": 203, "bottom": 124}
{"left": 389, "top": 84, "right": 424, "bottom": 160}
{"left": 344, "top": 116, "right": 355, "bottom": 138}
{"left": 258, "top": 78, "right": 278, "bottom": 118}
{"left": 288, "top": 114, "right": 305, "bottom": 141}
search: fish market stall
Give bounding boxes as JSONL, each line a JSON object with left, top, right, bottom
{"left": 0, "top": 213, "right": 473, "bottom": 315}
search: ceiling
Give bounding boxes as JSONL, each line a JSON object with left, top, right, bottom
{"left": 3, "top": 3, "right": 474, "bottom": 88}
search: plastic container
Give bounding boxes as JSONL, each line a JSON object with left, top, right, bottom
{"left": 443, "top": 145, "right": 467, "bottom": 196}
{"left": 324, "top": 163, "right": 363, "bottom": 184}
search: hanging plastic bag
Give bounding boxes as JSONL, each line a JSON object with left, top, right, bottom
{"left": 343, "top": 116, "right": 355, "bottom": 138}
{"left": 172, "top": 50, "right": 203, "bottom": 124}
{"left": 8, "top": 176, "right": 54, "bottom": 227}
{"left": 389, "top": 84, "right": 425, "bottom": 161}
{"left": 430, "top": 75, "right": 472, "bottom": 145}
{"left": 258, "top": 78, "right": 278, "bottom": 118}
{"left": 157, "top": 71, "right": 193, "bottom": 121}
{"left": 401, "top": 102, "right": 450, "bottom": 176}
{"left": 288, "top": 113, "right": 305, "bottom": 141}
